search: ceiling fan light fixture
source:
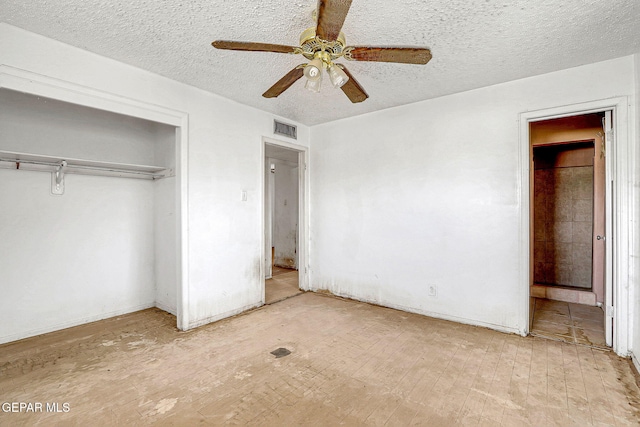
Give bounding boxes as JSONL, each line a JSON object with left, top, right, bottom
{"left": 303, "top": 58, "right": 324, "bottom": 82}
{"left": 212, "top": 0, "right": 431, "bottom": 102}
{"left": 304, "top": 72, "right": 323, "bottom": 93}
{"left": 328, "top": 64, "right": 349, "bottom": 88}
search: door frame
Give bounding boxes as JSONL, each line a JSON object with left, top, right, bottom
{"left": 261, "top": 137, "right": 309, "bottom": 302}
{"left": 518, "top": 97, "right": 631, "bottom": 356}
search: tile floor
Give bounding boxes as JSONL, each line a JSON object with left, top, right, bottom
{"left": 265, "top": 266, "right": 302, "bottom": 304}
{"left": 1, "top": 293, "right": 639, "bottom": 425}
{"left": 531, "top": 298, "right": 607, "bottom": 348}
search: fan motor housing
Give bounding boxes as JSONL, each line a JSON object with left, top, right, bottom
{"left": 299, "top": 27, "right": 346, "bottom": 60}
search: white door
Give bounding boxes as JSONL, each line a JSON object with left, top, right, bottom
{"left": 603, "top": 110, "right": 614, "bottom": 347}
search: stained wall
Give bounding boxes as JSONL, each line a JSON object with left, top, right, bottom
{"left": 309, "top": 56, "right": 635, "bottom": 335}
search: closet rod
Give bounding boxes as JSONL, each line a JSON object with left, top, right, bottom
{"left": 0, "top": 158, "right": 164, "bottom": 179}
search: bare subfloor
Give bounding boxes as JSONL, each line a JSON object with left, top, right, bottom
{"left": 1, "top": 293, "right": 639, "bottom": 425}
{"left": 265, "top": 266, "right": 301, "bottom": 304}
{"left": 531, "top": 298, "right": 607, "bottom": 348}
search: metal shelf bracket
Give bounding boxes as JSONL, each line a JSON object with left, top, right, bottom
{"left": 51, "top": 160, "right": 67, "bottom": 195}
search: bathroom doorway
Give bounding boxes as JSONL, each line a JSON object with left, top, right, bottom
{"left": 529, "top": 112, "right": 609, "bottom": 347}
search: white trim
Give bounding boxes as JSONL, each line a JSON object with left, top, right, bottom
{"left": 0, "top": 65, "right": 191, "bottom": 333}
{"left": 261, "top": 137, "right": 310, "bottom": 298}
{"left": 261, "top": 140, "right": 267, "bottom": 303}
{"left": 319, "top": 290, "right": 521, "bottom": 336}
{"left": 188, "top": 302, "right": 262, "bottom": 329}
{"left": 0, "top": 302, "right": 155, "bottom": 345}
{"left": 0, "top": 65, "right": 184, "bottom": 126}
{"left": 519, "top": 97, "right": 632, "bottom": 357}
{"left": 155, "top": 301, "right": 177, "bottom": 316}
{"left": 176, "top": 123, "right": 190, "bottom": 331}
{"left": 632, "top": 352, "right": 640, "bottom": 376}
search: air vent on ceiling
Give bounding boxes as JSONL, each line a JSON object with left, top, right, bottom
{"left": 274, "top": 120, "right": 297, "bottom": 140}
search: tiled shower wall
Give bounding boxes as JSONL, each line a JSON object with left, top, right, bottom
{"left": 534, "top": 165, "right": 593, "bottom": 288}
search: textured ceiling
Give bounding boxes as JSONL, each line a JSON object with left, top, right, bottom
{"left": 3, "top": 1, "right": 640, "bottom": 125}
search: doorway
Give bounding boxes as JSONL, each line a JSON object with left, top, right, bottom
{"left": 519, "top": 97, "right": 632, "bottom": 356}
{"left": 528, "top": 112, "right": 609, "bottom": 347}
{"left": 263, "top": 138, "right": 307, "bottom": 304}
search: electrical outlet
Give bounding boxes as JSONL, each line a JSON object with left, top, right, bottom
{"left": 428, "top": 285, "right": 437, "bottom": 297}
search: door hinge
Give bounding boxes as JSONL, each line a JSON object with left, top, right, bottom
{"left": 597, "top": 131, "right": 605, "bottom": 159}
{"left": 606, "top": 305, "right": 614, "bottom": 318}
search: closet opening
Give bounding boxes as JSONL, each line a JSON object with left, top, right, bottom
{"left": 263, "top": 140, "right": 306, "bottom": 304}
{"left": 0, "top": 87, "right": 184, "bottom": 344}
{"left": 528, "top": 112, "right": 610, "bottom": 348}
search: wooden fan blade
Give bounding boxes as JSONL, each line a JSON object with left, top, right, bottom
{"left": 262, "top": 66, "right": 305, "bottom": 98}
{"left": 345, "top": 46, "right": 432, "bottom": 64}
{"left": 212, "top": 40, "right": 299, "bottom": 54}
{"left": 338, "top": 66, "right": 368, "bottom": 103}
{"left": 316, "top": 0, "right": 352, "bottom": 42}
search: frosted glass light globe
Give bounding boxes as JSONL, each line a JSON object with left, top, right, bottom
{"left": 303, "top": 58, "right": 324, "bottom": 82}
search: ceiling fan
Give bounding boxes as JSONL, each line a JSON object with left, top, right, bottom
{"left": 211, "top": 0, "right": 432, "bottom": 103}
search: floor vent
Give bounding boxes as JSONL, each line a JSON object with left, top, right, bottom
{"left": 270, "top": 347, "right": 291, "bottom": 358}
{"left": 274, "top": 120, "right": 297, "bottom": 140}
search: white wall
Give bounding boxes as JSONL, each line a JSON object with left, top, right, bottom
{"left": 272, "top": 159, "right": 299, "bottom": 269}
{"left": 310, "top": 56, "right": 636, "bottom": 334}
{"left": 0, "top": 89, "right": 158, "bottom": 164}
{"left": 0, "top": 24, "right": 310, "bottom": 332}
{"left": 0, "top": 171, "right": 155, "bottom": 343}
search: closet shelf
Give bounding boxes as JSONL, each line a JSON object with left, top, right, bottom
{"left": 0, "top": 150, "right": 172, "bottom": 180}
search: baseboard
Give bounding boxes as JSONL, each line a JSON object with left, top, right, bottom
{"left": 187, "top": 301, "right": 263, "bottom": 329}
{"left": 0, "top": 302, "right": 155, "bottom": 345}
{"left": 155, "top": 301, "right": 177, "bottom": 316}
{"left": 631, "top": 352, "right": 640, "bottom": 382}
{"left": 311, "top": 288, "right": 522, "bottom": 336}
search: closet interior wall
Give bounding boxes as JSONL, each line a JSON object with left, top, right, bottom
{"left": 0, "top": 89, "right": 177, "bottom": 344}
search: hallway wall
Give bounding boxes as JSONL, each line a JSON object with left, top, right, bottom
{"left": 272, "top": 159, "right": 299, "bottom": 269}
